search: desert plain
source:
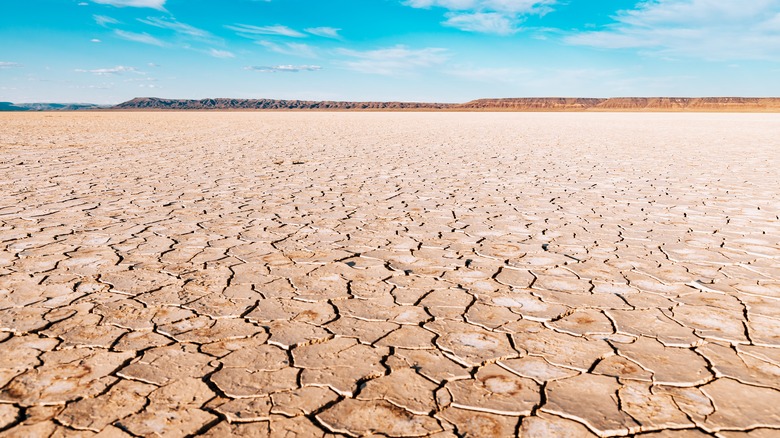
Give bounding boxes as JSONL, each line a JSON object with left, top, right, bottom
{"left": 0, "top": 111, "right": 779, "bottom": 437}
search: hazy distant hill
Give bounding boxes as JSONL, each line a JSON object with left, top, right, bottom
{"left": 0, "top": 102, "right": 105, "bottom": 111}
{"left": 114, "top": 97, "right": 780, "bottom": 111}
{"left": 0, "top": 102, "right": 28, "bottom": 111}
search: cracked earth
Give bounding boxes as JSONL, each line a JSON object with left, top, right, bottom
{"left": 0, "top": 112, "right": 779, "bottom": 437}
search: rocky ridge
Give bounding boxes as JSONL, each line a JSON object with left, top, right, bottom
{"left": 113, "top": 96, "right": 780, "bottom": 111}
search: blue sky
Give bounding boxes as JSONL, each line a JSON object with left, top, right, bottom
{"left": 1, "top": 0, "right": 779, "bottom": 104}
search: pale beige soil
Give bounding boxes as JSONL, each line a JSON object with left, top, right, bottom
{"left": 0, "top": 112, "right": 779, "bottom": 437}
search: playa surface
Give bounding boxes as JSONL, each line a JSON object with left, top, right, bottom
{"left": 1, "top": 112, "right": 779, "bottom": 437}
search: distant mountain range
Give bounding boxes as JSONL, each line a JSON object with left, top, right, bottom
{"left": 0, "top": 102, "right": 107, "bottom": 111}
{"left": 113, "top": 97, "right": 780, "bottom": 111}
{"left": 3, "top": 97, "right": 780, "bottom": 112}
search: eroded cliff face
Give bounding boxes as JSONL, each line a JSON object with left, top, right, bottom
{"left": 461, "top": 97, "right": 780, "bottom": 110}
{"left": 114, "top": 96, "right": 780, "bottom": 111}
{"left": 114, "top": 97, "right": 455, "bottom": 110}
{"left": 459, "top": 98, "right": 603, "bottom": 110}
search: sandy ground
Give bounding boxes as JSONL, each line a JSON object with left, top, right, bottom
{"left": 0, "top": 112, "right": 779, "bottom": 437}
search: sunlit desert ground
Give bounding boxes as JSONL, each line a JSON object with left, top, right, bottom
{"left": 1, "top": 112, "right": 779, "bottom": 437}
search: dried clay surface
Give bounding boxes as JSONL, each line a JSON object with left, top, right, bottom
{"left": 0, "top": 112, "right": 779, "bottom": 437}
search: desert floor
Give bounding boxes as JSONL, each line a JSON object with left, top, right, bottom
{"left": 0, "top": 112, "right": 779, "bottom": 437}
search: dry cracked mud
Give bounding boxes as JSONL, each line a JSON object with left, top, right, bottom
{"left": 0, "top": 112, "right": 779, "bottom": 437}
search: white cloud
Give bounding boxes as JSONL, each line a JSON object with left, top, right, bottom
{"left": 75, "top": 65, "right": 142, "bottom": 75}
{"left": 336, "top": 45, "right": 449, "bottom": 75}
{"left": 91, "top": 0, "right": 166, "bottom": 10}
{"left": 138, "top": 17, "right": 211, "bottom": 39}
{"left": 259, "top": 41, "right": 317, "bottom": 58}
{"left": 0, "top": 62, "right": 22, "bottom": 69}
{"left": 405, "top": 0, "right": 555, "bottom": 14}
{"left": 93, "top": 15, "right": 119, "bottom": 27}
{"left": 226, "top": 24, "right": 306, "bottom": 38}
{"left": 208, "top": 48, "right": 235, "bottom": 58}
{"left": 245, "top": 65, "right": 322, "bottom": 72}
{"left": 305, "top": 27, "right": 341, "bottom": 38}
{"left": 566, "top": 0, "right": 780, "bottom": 60}
{"left": 443, "top": 12, "right": 516, "bottom": 35}
{"left": 91, "top": 38, "right": 102, "bottom": 43}
{"left": 404, "top": 0, "right": 556, "bottom": 34}
{"left": 114, "top": 29, "right": 165, "bottom": 46}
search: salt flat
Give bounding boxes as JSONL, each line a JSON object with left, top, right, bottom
{"left": 0, "top": 112, "right": 779, "bottom": 437}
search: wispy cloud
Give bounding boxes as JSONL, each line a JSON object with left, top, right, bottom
{"left": 226, "top": 24, "right": 306, "bottom": 38}
{"left": 94, "top": 14, "right": 119, "bottom": 27}
{"left": 566, "top": 0, "right": 780, "bottom": 61}
{"left": 443, "top": 12, "right": 516, "bottom": 35}
{"left": 114, "top": 29, "right": 166, "bottom": 46}
{"left": 138, "top": 17, "right": 211, "bottom": 39}
{"left": 305, "top": 27, "right": 341, "bottom": 39}
{"left": 207, "top": 48, "right": 235, "bottom": 58}
{"left": 91, "top": 0, "right": 166, "bottom": 10}
{"left": 258, "top": 41, "right": 317, "bottom": 58}
{"left": 91, "top": 38, "right": 102, "bottom": 43}
{"left": 245, "top": 65, "right": 322, "bottom": 72}
{"left": 404, "top": 0, "right": 556, "bottom": 34}
{"left": 336, "top": 45, "right": 449, "bottom": 75}
{"left": 0, "top": 62, "right": 22, "bottom": 69}
{"left": 75, "top": 65, "right": 142, "bottom": 75}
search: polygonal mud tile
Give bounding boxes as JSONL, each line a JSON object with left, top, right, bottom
{"left": 437, "top": 406, "right": 518, "bottom": 438}
{"left": 246, "top": 298, "right": 335, "bottom": 325}
{"left": 670, "top": 304, "right": 748, "bottom": 344}
{"left": 0, "top": 403, "right": 20, "bottom": 430}
{"left": 375, "top": 325, "right": 436, "bottom": 349}
{"left": 614, "top": 336, "right": 712, "bottom": 386}
{"left": 418, "top": 289, "right": 474, "bottom": 320}
{"left": 336, "top": 299, "right": 429, "bottom": 325}
{"left": 357, "top": 367, "right": 438, "bottom": 415}
{"left": 519, "top": 413, "right": 597, "bottom": 437}
{"left": 464, "top": 302, "right": 522, "bottom": 330}
{"left": 317, "top": 398, "right": 442, "bottom": 437}
{"left": 618, "top": 381, "right": 693, "bottom": 431}
{"left": 697, "top": 342, "right": 780, "bottom": 390}
{"left": 698, "top": 378, "right": 780, "bottom": 430}
{"left": 269, "top": 415, "right": 337, "bottom": 438}
{"left": 426, "top": 320, "right": 518, "bottom": 367}
{"left": 56, "top": 379, "right": 156, "bottom": 431}
{"left": 199, "top": 420, "right": 270, "bottom": 437}
{"left": 548, "top": 309, "right": 614, "bottom": 336}
{"left": 497, "top": 356, "right": 580, "bottom": 384}
{"left": 591, "top": 354, "right": 653, "bottom": 382}
{"left": 511, "top": 329, "right": 612, "bottom": 372}
{"left": 212, "top": 396, "right": 273, "bottom": 423}
{"left": 748, "top": 314, "right": 780, "bottom": 346}
{"left": 111, "top": 330, "right": 172, "bottom": 352}
{"left": 293, "top": 337, "right": 389, "bottom": 396}
{"left": 386, "top": 349, "right": 470, "bottom": 384}
{"left": 0, "top": 349, "right": 133, "bottom": 406}
{"left": 607, "top": 308, "right": 700, "bottom": 347}
{"left": 270, "top": 386, "right": 339, "bottom": 417}
{"left": 266, "top": 320, "right": 331, "bottom": 348}
{"left": 543, "top": 374, "right": 639, "bottom": 436}
{"left": 324, "top": 316, "right": 398, "bottom": 344}
{"left": 439, "top": 363, "right": 540, "bottom": 416}
{"left": 117, "top": 344, "right": 215, "bottom": 386}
